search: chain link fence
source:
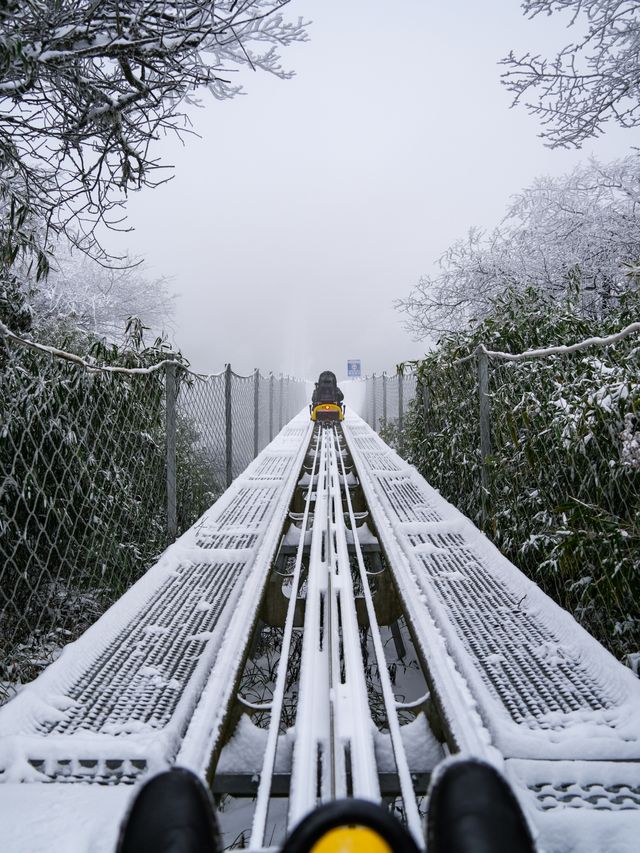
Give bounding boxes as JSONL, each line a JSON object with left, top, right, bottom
{"left": 175, "top": 366, "right": 307, "bottom": 525}
{"left": 360, "top": 330, "right": 640, "bottom": 669}
{"left": 361, "top": 368, "right": 417, "bottom": 437}
{"left": 0, "top": 334, "right": 307, "bottom": 703}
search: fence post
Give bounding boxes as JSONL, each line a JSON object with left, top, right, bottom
{"left": 269, "top": 373, "right": 274, "bottom": 442}
{"left": 165, "top": 357, "right": 178, "bottom": 542}
{"left": 279, "top": 374, "right": 284, "bottom": 431}
{"left": 420, "top": 375, "right": 429, "bottom": 432}
{"left": 398, "top": 368, "right": 404, "bottom": 454}
{"left": 477, "top": 346, "right": 491, "bottom": 525}
{"left": 254, "top": 369, "right": 260, "bottom": 458}
{"left": 225, "top": 363, "right": 232, "bottom": 488}
{"left": 287, "top": 377, "right": 292, "bottom": 421}
{"left": 372, "top": 374, "right": 377, "bottom": 430}
{"left": 382, "top": 372, "right": 387, "bottom": 424}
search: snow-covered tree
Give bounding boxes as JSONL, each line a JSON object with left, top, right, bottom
{"left": 31, "top": 249, "right": 176, "bottom": 342}
{"left": 399, "top": 156, "right": 640, "bottom": 338}
{"left": 0, "top": 1, "right": 307, "bottom": 263}
{"left": 502, "top": 1, "right": 640, "bottom": 147}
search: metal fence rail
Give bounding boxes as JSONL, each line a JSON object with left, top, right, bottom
{"left": 0, "top": 336, "right": 307, "bottom": 703}
{"left": 360, "top": 334, "right": 640, "bottom": 668}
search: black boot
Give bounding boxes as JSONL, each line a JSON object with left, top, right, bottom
{"left": 116, "top": 767, "right": 221, "bottom": 853}
{"left": 426, "top": 758, "right": 536, "bottom": 853}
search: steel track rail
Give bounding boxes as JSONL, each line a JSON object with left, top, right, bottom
{"left": 288, "top": 427, "right": 380, "bottom": 832}
{"left": 326, "top": 427, "right": 379, "bottom": 801}
{"left": 249, "top": 433, "right": 322, "bottom": 849}
{"left": 288, "top": 429, "right": 332, "bottom": 825}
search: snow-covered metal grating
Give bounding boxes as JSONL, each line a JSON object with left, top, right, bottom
{"left": 362, "top": 451, "right": 402, "bottom": 472}
{"left": 0, "top": 414, "right": 312, "bottom": 785}
{"left": 41, "top": 561, "right": 242, "bottom": 737}
{"left": 215, "top": 485, "right": 278, "bottom": 529}
{"left": 529, "top": 780, "right": 640, "bottom": 811}
{"left": 248, "top": 453, "right": 294, "bottom": 481}
{"left": 196, "top": 531, "right": 259, "bottom": 549}
{"left": 410, "top": 531, "right": 607, "bottom": 727}
{"left": 506, "top": 757, "right": 640, "bottom": 822}
{"left": 344, "top": 410, "right": 640, "bottom": 850}
{"left": 29, "top": 757, "right": 145, "bottom": 785}
{"left": 350, "top": 433, "right": 382, "bottom": 452}
{"left": 380, "top": 477, "right": 443, "bottom": 523}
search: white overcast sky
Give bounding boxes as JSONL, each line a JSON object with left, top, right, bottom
{"left": 109, "top": 0, "right": 634, "bottom": 380}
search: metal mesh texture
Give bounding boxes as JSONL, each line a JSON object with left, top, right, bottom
{"left": 231, "top": 373, "right": 255, "bottom": 479}
{"left": 0, "top": 339, "right": 307, "bottom": 703}
{"left": 361, "top": 370, "right": 418, "bottom": 445}
{"left": 177, "top": 369, "right": 306, "bottom": 502}
{"left": 175, "top": 370, "right": 227, "bottom": 527}
{"left": 257, "top": 372, "right": 272, "bottom": 452}
{"left": 362, "top": 340, "right": 640, "bottom": 666}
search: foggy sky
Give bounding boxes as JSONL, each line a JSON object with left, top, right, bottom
{"left": 108, "top": 0, "right": 634, "bottom": 380}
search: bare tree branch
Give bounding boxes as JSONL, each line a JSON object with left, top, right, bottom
{"left": 0, "top": 1, "right": 308, "bottom": 268}
{"left": 501, "top": 1, "right": 640, "bottom": 147}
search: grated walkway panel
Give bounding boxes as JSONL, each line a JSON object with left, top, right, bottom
{"left": 0, "top": 415, "right": 312, "bottom": 785}
{"left": 344, "top": 411, "right": 640, "bottom": 851}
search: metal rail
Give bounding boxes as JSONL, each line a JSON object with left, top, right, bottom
{"left": 289, "top": 427, "right": 380, "bottom": 830}
{"left": 335, "top": 430, "right": 422, "bottom": 843}
{"left": 249, "top": 433, "right": 321, "bottom": 848}
{"left": 221, "top": 424, "right": 442, "bottom": 848}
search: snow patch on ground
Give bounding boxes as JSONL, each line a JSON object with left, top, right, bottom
{"left": 0, "top": 784, "right": 133, "bottom": 853}
{"left": 374, "top": 713, "right": 444, "bottom": 773}
{"left": 216, "top": 714, "right": 292, "bottom": 774}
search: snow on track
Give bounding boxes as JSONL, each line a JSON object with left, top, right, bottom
{"left": 288, "top": 427, "right": 380, "bottom": 832}
{"left": 343, "top": 411, "right": 640, "bottom": 851}
{"left": 2, "top": 405, "right": 639, "bottom": 853}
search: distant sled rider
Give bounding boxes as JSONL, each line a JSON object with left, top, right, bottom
{"left": 311, "top": 370, "right": 344, "bottom": 408}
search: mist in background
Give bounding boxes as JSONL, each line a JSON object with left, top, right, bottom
{"left": 108, "top": 0, "right": 633, "bottom": 380}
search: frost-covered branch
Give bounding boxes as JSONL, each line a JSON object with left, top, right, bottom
{"left": 479, "top": 319, "right": 640, "bottom": 360}
{"left": 501, "top": 1, "right": 640, "bottom": 147}
{"left": 0, "top": 320, "right": 176, "bottom": 374}
{"left": 34, "top": 248, "right": 177, "bottom": 342}
{"left": 0, "top": 1, "right": 308, "bottom": 264}
{"left": 398, "top": 156, "right": 640, "bottom": 338}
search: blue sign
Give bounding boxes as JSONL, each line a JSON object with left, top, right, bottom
{"left": 347, "top": 359, "right": 362, "bottom": 378}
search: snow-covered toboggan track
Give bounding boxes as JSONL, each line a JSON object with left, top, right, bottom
{"left": 342, "top": 410, "right": 640, "bottom": 853}
{"left": 1, "top": 407, "right": 639, "bottom": 853}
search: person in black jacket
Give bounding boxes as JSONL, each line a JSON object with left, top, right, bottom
{"left": 311, "top": 371, "right": 344, "bottom": 407}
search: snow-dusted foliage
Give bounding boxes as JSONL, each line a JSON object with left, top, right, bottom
{"left": 399, "top": 156, "right": 640, "bottom": 338}
{"left": 502, "top": 1, "right": 640, "bottom": 147}
{"left": 402, "top": 288, "right": 640, "bottom": 665}
{"left": 0, "top": 1, "right": 307, "bottom": 260}
{"left": 620, "top": 412, "right": 640, "bottom": 470}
